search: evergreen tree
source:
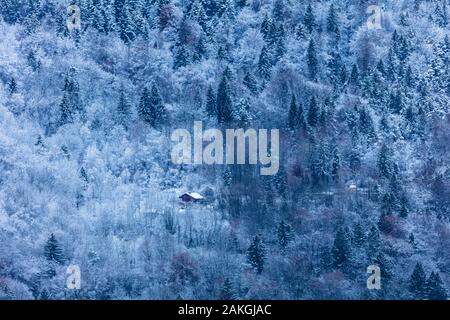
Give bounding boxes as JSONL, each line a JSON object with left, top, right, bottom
{"left": 427, "top": 38, "right": 449, "bottom": 91}
{"left": 223, "top": 166, "right": 232, "bottom": 186}
{"left": 118, "top": 0, "right": 136, "bottom": 43}
{"left": 257, "top": 46, "right": 272, "bottom": 80}
{"left": 444, "top": 0, "right": 449, "bottom": 26}
{"left": 260, "top": 15, "right": 274, "bottom": 43}
{"left": 400, "top": 12, "right": 409, "bottom": 27}
{"left": 138, "top": 85, "right": 166, "bottom": 127}
{"left": 288, "top": 94, "right": 298, "bottom": 130}
{"left": 102, "top": 0, "right": 117, "bottom": 34}
{"left": 352, "top": 222, "right": 366, "bottom": 247}
{"left": 24, "top": 0, "right": 41, "bottom": 34}
{"left": 150, "top": 84, "right": 166, "bottom": 127}
{"left": 188, "top": 0, "right": 208, "bottom": 30}
{"left": 442, "top": 35, "right": 450, "bottom": 65}
{"left": 272, "top": 0, "right": 285, "bottom": 23}
{"left": 307, "top": 96, "right": 319, "bottom": 128}
{"left": 277, "top": 220, "right": 293, "bottom": 251}
{"left": 8, "top": 77, "right": 17, "bottom": 94}
{"left": 116, "top": 89, "right": 132, "bottom": 128}
{"left": 399, "top": 194, "right": 409, "bottom": 218}
{"left": 205, "top": 85, "right": 217, "bottom": 117}
{"left": 367, "top": 225, "right": 382, "bottom": 257}
{"left": 243, "top": 72, "right": 258, "bottom": 95}
{"left": 157, "top": 0, "right": 173, "bottom": 30}
{"left": 138, "top": 87, "right": 152, "bottom": 124}
{"left": 220, "top": 278, "right": 236, "bottom": 299}
{"left": 303, "top": 4, "right": 316, "bottom": 33}
{"left": 306, "top": 40, "right": 318, "bottom": 81}
{"left": 296, "top": 23, "right": 306, "bottom": 40}
{"left": 409, "top": 262, "right": 427, "bottom": 299}
{"left": 91, "top": 0, "right": 106, "bottom": 33}
{"left": 349, "top": 64, "right": 360, "bottom": 88}
{"left": 327, "top": 52, "right": 343, "bottom": 84}
{"left": 193, "top": 36, "right": 208, "bottom": 62}
{"left": 217, "top": 44, "right": 230, "bottom": 62}
{"left": 59, "top": 68, "right": 81, "bottom": 126}
{"left": 339, "top": 65, "right": 348, "bottom": 86}
{"left": 349, "top": 146, "right": 361, "bottom": 172}
{"left": 216, "top": 71, "right": 233, "bottom": 124}
{"left": 405, "top": 65, "right": 415, "bottom": 87}
{"left": 331, "top": 145, "right": 340, "bottom": 182}
{"left": 223, "top": 66, "right": 233, "bottom": 82}
{"left": 405, "top": 105, "right": 415, "bottom": 131}
{"left": 78, "top": 166, "right": 88, "bottom": 183}
{"left": 376, "top": 59, "right": 386, "bottom": 77}
{"left": 297, "top": 100, "right": 307, "bottom": 132}
{"left": 232, "top": 98, "right": 252, "bottom": 125}
{"left": 434, "top": 1, "right": 448, "bottom": 27}
{"left": 44, "top": 233, "right": 64, "bottom": 264}
{"left": 427, "top": 271, "right": 448, "bottom": 300}
{"left": 27, "top": 51, "right": 41, "bottom": 72}
{"left": 318, "top": 104, "right": 328, "bottom": 130}
{"left": 40, "top": 289, "right": 50, "bottom": 300}
{"left": 247, "top": 235, "right": 266, "bottom": 274}
{"left": 397, "top": 36, "right": 410, "bottom": 62}
{"left": 374, "top": 252, "right": 394, "bottom": 281}
{"left": 385, "top": 49, "right": 397, "bottom": 81}
{"left": 274, "top": 166, "right": 288, "bottom": 197}
{"left": 178, "top": 16, "right": 192, "bottom": 44}
{"left": 310, "top": 141, "right": 330, "bottom": 187}
{"left": 347, "top": 106, "right": 359, "bottom": 142}
{"left": 380, "top": 191, "right": 397, "bottom": 217}
{"left": 409, "top": 232, "right": 416, "bottom": 248}
{"left": 173, "top": 43, "right": 189, "bottom": 69}
{"left": 236, "top": 0, "right": 247, "bottom": 9}
{"left": 326, "top": 4, "right": 339, "bottom": 36}
{"left": 388, "top": 91, "right": 403, "bottom": 114}
{"left": 274, "top": 35, "right": 286, "bottom": 62}
{"left": 59, "top": 95, "right": 73, "bottom": 126}
{"left": 219, "top": 0, "right": 235, "bottom": 19}
{"left": 332, "top": 227, "right": 352, "bottom": 269}
{"left": 358, "top": 107, "right": 377, "bottom": 143}
{"left": 377, "top": 143, "right": 397, "bottom": 179}
{"left": 391, "top": 30, "right": 400, "bottom": 55}
{"left": 0, "top": 0, "right": 21, "bottom": 24}
{"left": 113, "top": 0, "right": 126, "bottom": 25}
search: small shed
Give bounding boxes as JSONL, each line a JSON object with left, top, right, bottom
{"left": 179, "top": 192, "right": 204, "bottom": 203}
{"left": 346, "top": 181, "right": 358, "bottom": 192}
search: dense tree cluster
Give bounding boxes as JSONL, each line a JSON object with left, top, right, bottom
{"left": 0, "top": 0, "right": 449, "bottom": 300}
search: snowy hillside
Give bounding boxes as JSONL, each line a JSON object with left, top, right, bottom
{"left": 0, "top": 0, "right": 449, "bottom": 300}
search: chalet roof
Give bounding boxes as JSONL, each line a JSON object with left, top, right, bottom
{"left": 180, "top": 192, "right": 204, "bottom": 200}
{"left": 346, "top": 180, "right": 357, "bottom": 188}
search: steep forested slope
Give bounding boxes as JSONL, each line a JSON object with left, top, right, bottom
{"left": 0, "top": 0, "right": 449, "bottom": 299}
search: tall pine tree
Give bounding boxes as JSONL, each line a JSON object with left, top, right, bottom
{"left": 247, "top": 235, "right": 266, "bottom": 274}
{"left": 307, "top": 40, "right": 318, "bottom": 81}
{"left": 304, "top": 4, "right": 316, "bottom": 33}
{"left": 44, "top": 233, "right": 64, "bottom": 264}
{"left": 409, "top": 262, "right": 427, "bottom": 299}
{"left": 138, "top": 84, "right": 166, "bottom": 127}
{"left": 332, "top": 227, "right": 352, "bottom": 269}
{"left": 216, "top": 71, "right": 233, "bottom": 124}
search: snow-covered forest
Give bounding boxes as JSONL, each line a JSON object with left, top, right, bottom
{"left": 0, "top": 0, "right": 449, "bottom": 300}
